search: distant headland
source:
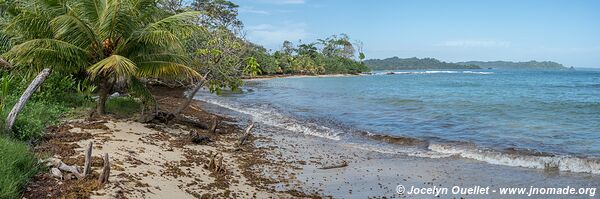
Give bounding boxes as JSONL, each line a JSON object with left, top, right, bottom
{"left": 364, "top": 57, "right": 567, "bottom": 70}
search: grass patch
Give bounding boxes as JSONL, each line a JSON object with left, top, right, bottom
{"left": 106, "top": 96, "right": 142, "bottom": 118}
{"left": 0, "top": 137, "right": 40, "bottom": 199}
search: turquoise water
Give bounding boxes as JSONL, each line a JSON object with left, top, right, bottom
{"left": 198, "top": 69, "right": 600, "bottom": 173}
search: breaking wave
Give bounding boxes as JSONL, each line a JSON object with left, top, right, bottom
{"left": 199, "top": 95, "right": 600, "bottom": 174}
{"left": 428, "top": 143, "right": 600, "bottom": 174}
{"left": 375, "top": 70, "right": 494, "bottom": 75}
{"left": 200, "top": 98, "right": 343, "bottom": 140}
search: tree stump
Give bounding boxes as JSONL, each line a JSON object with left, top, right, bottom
{"left": 98, "top": 153, "right": 110, "bottom": 184}
{"left": 83, "top": 142, "right": 93, "bottom": 176}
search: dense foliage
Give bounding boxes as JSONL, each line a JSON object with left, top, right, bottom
{"left": 252, "top": 34, "right": 370, "bottom": 75}
{"left": 1, "top": 0, "right": 201, "bottom": 115}
{"left": 364, "top": 57, "right": 480, "bottom": 70}
{"left": 456, "top": 61, "right": 566, "bottom": 70}
{"left": 0, "top": 0, "right": 370, "bottom": 197}
{"left": 0, "top": 137, "right": 40, "bottom": 199}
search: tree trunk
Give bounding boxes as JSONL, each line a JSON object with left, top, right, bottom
{"left": 96, "top": 79, "right": 110, "bottom": 115}
{"left": 172, "top": 72, "right": 209, "bottom": 117}
{"left": 4, "top": 68, "right": 51, "bottom": 133}
{"left": 173, "top": 83, "right": 202, "bottom": 116}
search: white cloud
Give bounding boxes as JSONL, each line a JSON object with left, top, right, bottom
{"left": 438, "top": 40, "right": 511, "bottom": 48}
{"left": 239, "top": 7, "right": 270, "bottom": 15}
{"left": 246, "top": 22, "right": 309, "bottom": 47}
{"left": 253, "top": 0, "right": 305, "bottom": 5}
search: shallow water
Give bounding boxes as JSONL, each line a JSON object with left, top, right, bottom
{"left": 196, "top": 69, "right": 600, "bottom": 173}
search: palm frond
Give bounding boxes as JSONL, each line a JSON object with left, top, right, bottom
{"left": 0, "top": 31, "right": 12, "bottom": 54}
{"left": 137, "top": 61, "right": 199, "bottom": 79}
{"left": 88, "top": 54, "right": 137, "bottom": 83}
{"left": 131, "top": 53, "right": 190, "bottom": 64}
{"left": 3, "top": 38, "right": 88, "bottom": 72}
{"left": 97, "top": 0, "right": 135, "bottom": 40}
{"left": 70, "top": 0, "right": 106, "bottom": 24}
{"left": 135, "top": 30, "right": 182, "bottom": 48}
{"left": 50, "top": 14, "right": 100, "bottom": 49}
{"left": 143, "top": 11, "right": 201, "bottom": 38}
{"left": 5, "top": 11, "right": 54, "bottom": 39}
{"left": 128, "top": 75, "right": 156, "bottom": 110}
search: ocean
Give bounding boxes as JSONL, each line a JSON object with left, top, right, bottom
{"left": 195, "top": 69, "right": 600, "bottom": 174}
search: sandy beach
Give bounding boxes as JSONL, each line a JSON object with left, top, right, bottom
{"left": 19, "top": 86, "right": 600, "bottom": 199}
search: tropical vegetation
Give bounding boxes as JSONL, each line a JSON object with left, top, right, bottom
{"left": 456, "top": 60, "right": 566, "bottom": 70}
{"left": 364, "top": 57, "right": 481, "bottom": 70}
{"left": 0, "top": 0, "right": 369, "bottom": 197}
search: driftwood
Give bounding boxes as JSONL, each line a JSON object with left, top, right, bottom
{"left": 318, "top": 161, "right": 349, "bottom": 170}
{"left": 189, "top": 130, "right": 212, "bottom": 144}
{"left": 4, "top": 68, "right": 51, "bottom": 133}
{"left": 98, "top": 153, "right": 110, "bottom": 184}
{"left": 238, "top": 123, "right": 255, "bottom": 146}
{"left": 46, "top": 158, "right": 84, "bottom": 179}
{"left": 83, "top": 142, "right": 93, "bottom": 176}
{"left": 206, "top": 152, "right": 226, "bottom": 173}
{"left": 50, "top": 168, "right": 63, "bottom": 180}
{"left": 209, "top": 115, "right": 220, "bottom": 134}
{"left": 175, "top": 116, "right": 209, "bottom": 129}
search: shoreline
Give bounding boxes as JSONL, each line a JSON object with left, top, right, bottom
{"left": 22, "top": 86, "right": 600, "bottom": 198}
{"left": 197, "top": 97, "right": 600, "bottom": 198}
{"left": 242, "top": 73, "right": 366, "bottom": 81}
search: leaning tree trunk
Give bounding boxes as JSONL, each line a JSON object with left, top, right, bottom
{"left": 172, "top": 72, "right": 209, "bottom": 117}
{"left": 96, "top": 78, "right": 110, "bottom": 115}
{"left": 173, "top": 83, "right": 203, "bottom": 116}
{"left": 4, "top": 68, "right": 52, "bottom": 133}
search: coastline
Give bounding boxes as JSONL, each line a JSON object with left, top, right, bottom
{"left": 195, "top": 93, "right": 600, "bottom": 198}
{"left": 23, "top": 86, "right": 600, "bottom": 198}
{"left": 242, "top": 73, "right": 366, "bottom": 81}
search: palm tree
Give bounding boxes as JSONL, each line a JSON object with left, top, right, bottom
{"left": 1, "top": 0, "right": 200, "bottom": 114}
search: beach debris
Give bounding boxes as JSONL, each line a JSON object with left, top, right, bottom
{"left": 50, "top": 168, "right": 63, "bottom": 180}
{"left": 318, "top": 160, "right": 349, "bottom": 170}
{"left": 174, "top": 115, "right": 209, "bottom": 129}
{"left": 190, "top": 130, "right": 212, "bottom": 144}
{"left": 45, "top": 158, "right": 84, "bottom": 179}
{"left": 206, "top": 151, "right": 226, "bottom": 173}
{"left": 83, "top": 142, "right": 93, "bottom": 176}
{"left": 209, "top": 115, "right": 221, "bottom": 134}
{"left": 237, "top": 122, "right": 255, "bottom": 147}
{"left": 4, "top": 68, "right": 52, "bottom": 133}
{"left": 98, "top": 153, "right": 110, "bottom": 184}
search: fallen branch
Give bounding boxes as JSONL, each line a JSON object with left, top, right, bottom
{"left": 174, "top": 116, "right": 209, "bottom": 129}
{"left": 318, "top": 161, "right": 348, "bottom": 170}
{"left": 237, "top": 122, "right": 254, "bottom": 146}
{"left": 4, "top": 68, "right": 51, "bottom": 133}
{"left": 83, "top": 142, "right": 93, "bottom": 176}
{"left": 46, "top": 158, "right": 84, "bottom": 179}
{"left": 98, "top": 153, "right": 110, "bottom": 184}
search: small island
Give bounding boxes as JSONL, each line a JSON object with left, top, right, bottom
{"left": 365, "top": 56, "right": 568, "bottom": 70}
{"left": 456, "top": 61, "right": 566, "bottom": 70}
{"left": 364, "top": 57, "right": 481, "bottom": 70}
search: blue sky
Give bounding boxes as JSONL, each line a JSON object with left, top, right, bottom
{"left": 233, "top": 0, "right": 600, "bottom": 67}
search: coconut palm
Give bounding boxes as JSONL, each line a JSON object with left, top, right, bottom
{"left": 1, "top": 0, "right": 200, "bottom": 114}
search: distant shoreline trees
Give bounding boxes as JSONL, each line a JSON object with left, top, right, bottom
{"left": 365, "top": 57, "right": 567, "bottom": 70}
{"left": 365, "top": 57, "right": 480, "bottom": 70}
{"left": 252, "top": 34, "right": 370, "bottom": 75}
